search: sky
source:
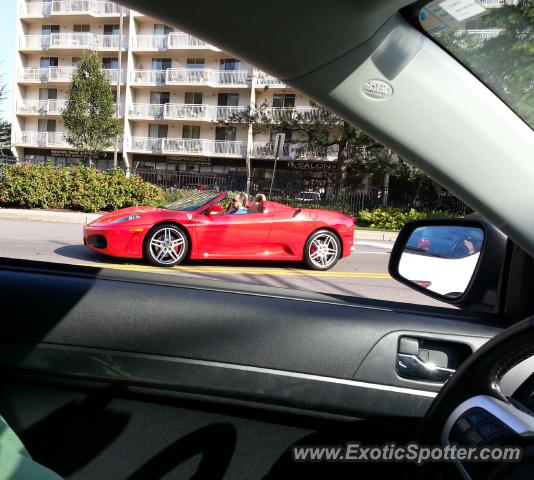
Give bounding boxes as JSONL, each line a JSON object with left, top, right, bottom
{"left": 0, "top": 0, "right": 16, "bottom": 121}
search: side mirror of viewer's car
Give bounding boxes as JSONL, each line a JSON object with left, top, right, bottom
{"left": 389, "top": 216, "right": 507, "bottom": 311}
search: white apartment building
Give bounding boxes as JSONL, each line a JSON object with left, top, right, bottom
{"left": 12, "top": 0, "right": 340, "bottom": 193}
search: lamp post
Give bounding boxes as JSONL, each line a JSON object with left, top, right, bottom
{"left": 268, "top": 133, "right": 285, "bottom": 199}
{"left": 113, "top": 6, "right": 124, "bottom": 169}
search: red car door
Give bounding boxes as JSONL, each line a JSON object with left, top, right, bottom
{"left": 193, "top": 210, "right": 274, "bottom": 258}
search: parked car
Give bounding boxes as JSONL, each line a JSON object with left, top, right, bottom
{"left": 296, "top": 191, "right": 322, "bottom": 202}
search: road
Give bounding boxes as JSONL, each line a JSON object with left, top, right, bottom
{"left": 0, "top": 219, "right": 451, "bottom": 307}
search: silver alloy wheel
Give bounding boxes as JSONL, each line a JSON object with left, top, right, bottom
{"left": 148, "top": 227, "right": 186, "bottom": 265}
{"left": 308, "top": 233, "right": 339, "bottom": 269}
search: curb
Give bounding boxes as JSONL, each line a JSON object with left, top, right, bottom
{"left": 0, "top": 208, "right": 101, "bottom": 224}
{"left": 354, "top": 229, "right": 398, "bottom": 242}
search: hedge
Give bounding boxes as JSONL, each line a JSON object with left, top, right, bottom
{"left": 0, "top": 163, "right": 163, "bottom": 212}
{"left": 356, "top": 208, "right": 458, "bottom": 230}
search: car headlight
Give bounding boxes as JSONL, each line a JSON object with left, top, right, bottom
{"left": 112, "top": 214, "right": 142, "bottom": 224}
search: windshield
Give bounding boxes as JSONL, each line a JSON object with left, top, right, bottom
{"left": 418, "top": 0, "right": 534, "bottom": 129}
{"left": 163, "top": 191, "right": 223, "bottom": 211}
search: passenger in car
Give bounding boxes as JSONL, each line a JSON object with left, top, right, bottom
{"left": 248, "top": 194, "right": 266, "bottom": 214}
{"left": 229, "top": 199, "right": 248, "bottom": 214}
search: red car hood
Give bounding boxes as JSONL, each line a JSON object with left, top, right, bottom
{"left": 89, "top": 206, "right": 161, "bottom": 225}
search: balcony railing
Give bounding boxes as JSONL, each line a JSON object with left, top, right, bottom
{"left": 132, "top": 33, "right": 218, "bottom": 50}
{"left": 129, "top": 137, "right": 246, "bottom": 157}
{"left": 134, "top": 35, "right": 169, "bottom": 50}
{"left": 258, "top": 107, "right": 333, "bottom": 123}
{"left": 256, "top": 71, "right": 286, "bottom": 88}
{"left": 20, "top": 1, "right": 124, "bottom": 17}
{"left": 251, "top": 142, "right": 339, "bottom": 161}
{"left": 20, "top": 33, "right": 127, "bottom": 50}
{"left": 16, "top": 99, "right": 67, "bottom": 115}
{"left": 131, "top": 69, "right": 250, "bottom": 86}
{"left": 16, "top": 99, "right": 121, "bottom": 116}
{"left": 19, "top": 67, "right": 125, "bottom": 83}
{"left": 129, "top": 103, "right": 248, "bottom": 122}
{"left": 479, "top": 0, "right": 517, "bottom": 7}
{"left": 14, "top": 131, "right": 69, "bottom": 147}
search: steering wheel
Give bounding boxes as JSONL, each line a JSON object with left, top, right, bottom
{"left": 412, "top": 316, "right": 534, "bottom": 479}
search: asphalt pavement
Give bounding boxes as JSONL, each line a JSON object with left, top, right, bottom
{"left": 0, "top": 218, "right": 452, "bottom": 307}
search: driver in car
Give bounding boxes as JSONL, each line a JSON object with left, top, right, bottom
{"left": 229, "top": 199, "right": 248, "bottom": 214}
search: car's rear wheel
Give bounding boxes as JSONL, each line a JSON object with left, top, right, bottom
{"left": 303, "top": 229, "right": 341, "bottom": 270}
{"left": 143, "top": 223, "right": 188, "bottom": 267}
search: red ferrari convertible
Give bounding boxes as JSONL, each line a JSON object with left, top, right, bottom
{"left": 83, "top": 191, "right": 355, "bottom": 270}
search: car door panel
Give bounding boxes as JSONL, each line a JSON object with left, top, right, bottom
{"left": 0, "top": 259, "right": 503, "bottom": 417}
{"left": 193, "top": 212, "right": 273, "bottom": 257}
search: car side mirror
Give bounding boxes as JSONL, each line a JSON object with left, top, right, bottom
{"left": 389, "top": 217, "right": 507, "bottom": 310}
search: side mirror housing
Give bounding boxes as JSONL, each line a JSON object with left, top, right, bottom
{"left": 388, "top": 216, "right": 507, "bottom": 311}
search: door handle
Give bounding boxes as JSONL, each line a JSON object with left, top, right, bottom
{"left": 396, "top": 336, "right": 469, "bottom": 383}
{"left": 396, "top": 353, "right": 456, "bottom": 382}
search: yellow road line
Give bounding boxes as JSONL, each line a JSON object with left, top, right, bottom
{"left": 76, "top": 262, "right": 391, "bottom": 279}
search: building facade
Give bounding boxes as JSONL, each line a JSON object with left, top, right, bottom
{"left": 12, "top": 0, "right": 341, "bottom": 195}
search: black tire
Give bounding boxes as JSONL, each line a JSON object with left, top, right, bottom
{"left": 143, "top": 223, "right": 189, "bottom": 267}
{"left": 303, "top": 229, "right": 341, "bottom": 271}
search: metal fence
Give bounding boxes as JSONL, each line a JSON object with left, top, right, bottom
{"left": 134, "top": 169, "right": 247, "bottom": 192}
{"left": 283, "top": 189, "right": 472, "bottom": 216}
{"left": 0, "top": 156, "right": 471, "bottom": 215}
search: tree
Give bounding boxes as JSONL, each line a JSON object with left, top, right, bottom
{"left": 0, "top": 121, "right": 11, "bottom": 155}
{"left": 0, "top": 70, "right": 11, "bottom": 156}
{"left": 433, "top": 1, "right": 534, "bottom": 126}
{"left": 235, "top": 99, "right": 438, "bottom": 195}
{"left": 62, "top": 51, "right": 122, "bottom": 165}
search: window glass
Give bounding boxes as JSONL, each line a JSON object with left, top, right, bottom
{"left": 186, "top": 58, "right": 204, "bottom": 69}
{"left": 183, "top": 125, "right": 201, "bottom": 138}
{"left": 185, "top": 92, "right": 203, "bottom": 104}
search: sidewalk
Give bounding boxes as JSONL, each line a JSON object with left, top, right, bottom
{"left": 354, "top": 229, "right": 398, "bottom": 242}
{"left": 0, "top": 208, "right": 101, "bottom": 224}
{"left": 0, "top": 208, "right": 400, "bottom": 241}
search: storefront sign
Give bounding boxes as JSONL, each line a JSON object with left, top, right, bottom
{"left": 166, "top": 156, "right": 211, "bottom": 165}
{"left": 287, "top": 161, "right": 338, "bottom": 171}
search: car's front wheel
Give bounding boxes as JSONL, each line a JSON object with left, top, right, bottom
{"left": 303, "top": 229, "right": 341, "bottom": 270}
{"left": 144, "top": 223, "right": 188, "bottom": 267}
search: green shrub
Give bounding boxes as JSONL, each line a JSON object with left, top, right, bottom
{"left": 160, "top": 188, "right": 199, "bottom": 206}
{"left": 356, "top": 208, "right": 458, "bottom": 230}
{"left": 0, "top": 162, "right": 164, "bottom": 212}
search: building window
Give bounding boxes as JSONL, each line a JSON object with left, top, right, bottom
{"left": 73, "top": 24, "right": 90, "bottom": 33}
{"left": 39, "top": 88, "right": 57, "bottom": 100}
{"left": 184, "top": 92, "right": 203, "bottom": 104}
{"left": 148, "top": 124, "right": 168, "bottom": 138}
{"left": 71, "top": 57, "right": 80, "bottom": 67}
{"left": 41, "top": 25, "right": 59, "bottom": 35}
{"left": 40, "top": 57, "right": 58, "bottom": 68}
{"left": 215, "top": 126, "right": 236, "bottom": 142}
{"left": 103, "top": 24, "right": 120, "bottom": 35}
{"left": 150, "top": 92, "right": 170, "bottom": 104}
{"left": 217, "top": 93, "right": 239, "bottom": 106}
{"left": 154, "top": 24, "right": 172, "bottom": 35}
{"left": 102, "top": 57, "right": 118, "bottom": 69}
{"left": 152, "top": 58, "right": 171, "bottom": 70}
{"left": 220, "top": 58, "right": 241, "bottom": 71}
{"left": 182, "top": 125, "right": 200, "bottom": 139}
{"left": 273, "top": 94, "right": 295, "bottom": 108}
{"left": 186, "top": 58, "right": 204, "bottom": 69}
{"left": 38, "top": 119, "right": 56, "bottom": 133}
